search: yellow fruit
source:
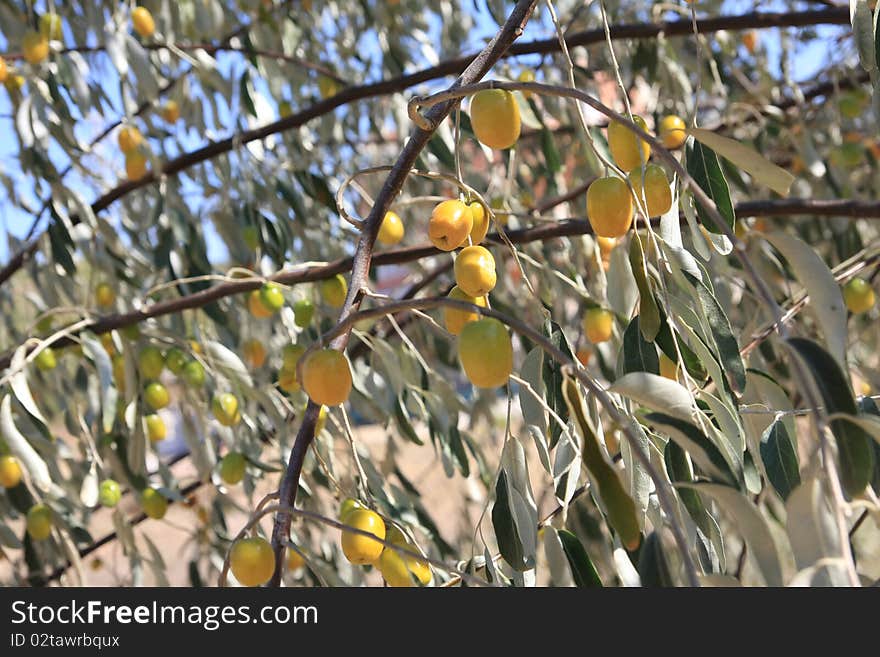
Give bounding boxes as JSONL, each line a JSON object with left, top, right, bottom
{"left": 597, "top": 236, "right": 617, "bottom": 257}
{"left": 444, "top": 286, "right": 487, "bottom": 336}
{"left": 161, "top": 100, "right": 180, "bottom": 123}
{"left": 378, "top": 526, "right": 431, "bottom": 587}
{"left": 628, "top": 164, "right": 672, "bottom": 218}
{"left": 659, "top": 352, "right": 679, "bottom": 380}
{"left": 0, "top": 57, "right": 7, "bottom": 83}
{"left": 95, "top": 282, "right": 116, "bottom": 308}
{"left": 843, "top": 278, "right": 876, "bottom": 314}
{"left": 320, "top": 274, "right": 348, "bottom": 308}
{"left": 212, "top": 393, "right": 242, "bottom": 427}
{"left": 287, "top": 548, "right": 306, "bottom": 571}
{"left": 742, "top": 30, "right": 758, "bottom": 54}
{"left": 138, "top": 346, "right": 165, "bottom": 380}
{"left": 659, "top": 115, "right": 686, "bottom": 150}
{"left": 279, "top": 101, "right": 292, "bottom": 118}
{"left": 39, "top": 13, "right": 63, "bottom": 41}
{"left": 278, "top": 367, "right": 300, "bottom": 393}
{"left": 98, "top": 480, "right": 121, "bottom": 508}
{"left": 301, "top": 349, "right": 352, "bottom": 406}
{"left": 458, "top": 317, "right": 513, "bottom": 388}
{"left": 145, "top": 414, "right": 167, "bottom": 442}
{"left": 341, "top": 509, "right": 386, "bottom": 565}
{"left": 582, "top": 308, "right": 614, "bottom": 344}
{"left": 132, "top": 6, "right": 156, "bottom": 38}
{"left": 429, "top": 200, "right": 473, "bottom": 252}
{"left": 318, "top": 75, "right": 340, "bottom": 99}
{"left": 34, "top": 347, "right": 57, "bottom": 371}
{"left": 243, "top": 339, "right": 267, "bottom": 368}
{"left": 5, "top": 75, "right": 24, "bottom": 92}
{"left": 587, "top": 177, "right": 633, "bottom": 238}
{"left": 125, "top": 152, "right": 148, "bottom": 180}
{"left": 517, "top": 68, "right": 536, "bottom": 99}
{"left": 181, "top": 360, "right": 205, "bottom": 388}
{"left": 248, "top": 290, "right": 274, "bottom": 318}
{"left": 377, "top": 211, "right": 404, "bottom": 246}
{"left": 219, "top": 453, "right": 247, "bottom": 485}
{"left": 22, "top": 31, "right": 49, "bottom": 65}
{"left": 26, "top": 504, "right": 53, "bottom": 540}
{"left": 454, "top": 245, "right": 497, "bottom": 297}
{"left": 230, "top": 537, "right": 275, "bottom": 586}
{"left": 259, "top": 282, "right": 285, "bottom": 312}
{"left": 293, "top": 299, "right": 315, "bottom": 327}
{"left": 143, "top": 382, "right": 170, "bottom": 410}
{"left": 0, "top": 456, "right": 22, "bottom": 488}
{"left": 165, "top": 348, "right": 187, "bottom": 374}
{"left": 607, "top": 115, "right": 651, "bottom": 172}
{"left": 141, "top": 487, "right": 168, "bottom": 519}
{"left": 468, "top": 200, "right": 490, "bottom": 244}
{"left": 118, "top": 126, "right": 143, "bottom": 154}
{"left": 469, "top": 89, "right": 521, "bottom": 150}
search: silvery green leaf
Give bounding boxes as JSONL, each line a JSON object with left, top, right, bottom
{"left": 104, "top": 28, "right": 129, "bottom": 77}
{"left": 785, "top": 478, "right": 849, "bottom": 586}
{"left": 81, "top": 334, "right": 118, "bottom": 434}
{"left": 9, "top": 345, "right": 48, "bottom": 428}
{"left": 609, "top": 372, "right": 695, "bottom": 422}
{"left": 0, "top": 396, "right": 51, "bottom": 492}
{"left": 518, "top": 347, "right": 547, "bottom": 435}
{"left": 126, "top": 35, "right": 160, "bottom": 99}
{"left": 203, "top": 340, "right": 253, "bottom": 387}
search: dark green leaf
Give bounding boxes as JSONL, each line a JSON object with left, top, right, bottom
{"left": 760, "top": 419, "right": 801, "bottom": 500}
{"left": 628, "top": 237, "right": 660, "bottom": 341}
{"left": 491, "top": 471, "right": 527, "bottom": 571}
{"left": 687, "top": 141, "right": 735, "bottom": 233}
{"left": 542, "top": 319, "right": 572, "bottom": 448}
{"left": 620, "top": 315, "right": 660, "bottom": 376}
{"left": 558, "top": 529, "right": 603, "bottom": 587}
{"left": 787, "top": 337, "right": 875, "bottom": 496}
{"left": 637, "top": 532, "right": 674, "bottom": 587}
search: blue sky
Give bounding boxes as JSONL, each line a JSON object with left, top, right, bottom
{"left": 0, "top": 1, "right": 843, "bottom": 265}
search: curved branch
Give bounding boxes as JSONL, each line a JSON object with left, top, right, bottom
{"left": 0, "top": 7, "right": 853, "bottom": 287}
{"left": 2, "top": 198, "right": 879, "bottom": 371}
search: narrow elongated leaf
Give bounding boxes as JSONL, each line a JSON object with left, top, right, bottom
{"left": 620, "top": 316, "right": 659, "bottom": 376}
{"left": 81, "top": 334, "right": 118, "bottom": 434}
{"left": 760, "top": 420, "right": 801, "bottom": 500}
{"left": 491, "top": 471, "right": 529, "bottom": 571}
{"left": 686, "top": 141, "right": 735, "bottom": 233}
{"left": 765, "top": 233, "right": 848, "bottom": 368}
{"left": 0, "top": 396, "right": 51, "bottom": 492}
{"left": 9, "top": 346, "right": 48, "bottom": 428}
{"left": 609, "top": 372, "right": 695, "bottom": 423}
{"left": 646, "top": 412, "right": 741, "bottom": 487}
{"left": 542, "top": 320, "right": 572, "bottom": 448}
{"left": 557, "top": 529, "right": 603, "bottom": 587}
{"left": 628, "top": 237, "right": 660, "bottom": 340}
{"left": 688, "top": 128, "right": 794, "bottom": 196}
{"left": 563, "top": 379, "right": 641, "bottom": 550}
{"left": 785, "top": 478, "right": 850, "bottom": 586}
{"left": 637, "top": 532, "right": 674, "bottom": 587}
{"left": 684, "top": 273, "right": 745, "bottom": 394}
{"left": 787, "top": 338, "right": 874, "bottom": 496}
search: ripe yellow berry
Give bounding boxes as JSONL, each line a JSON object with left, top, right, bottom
{"left": 428, "top": 200, "right": 472, "bottom": 252}
{"left": 582, "top": 308, "right": 614, "bottom": 344}
{"left": 212, "top": 393, "right": 242, "bottom": 427}
{"left": 140, "top": 487, "right": 168, "bottom": 519}
{"left": 143, "top": 382, "right": 170, "bottom": 410}
{"left": 378, "top": 526, "right": 432, "bottom": 587}
{"left": 161, "top": 100, "right": 180, "bottom": 123}
{"left": 607, "top": 115, "right": 651, "bottom": 171}
{"left": 95, "top": 282, "right": 116, "bottom": 308}
{"left": 0, "top": 57, "right": 7, "bottom": 83}
{"left": 0, "top": 456, "right": 22, "bottom": 488}
{"left": 377, "top": 211, "right": 404, "bottom": 246}
{"left": 132, "top": 6, "right": 156, "bottom": 38}
{"left": 247, "top": 290, "right": 273, "bottom": 318}
{"left": 219, "top": 453, "right": 247, "bottom": 485}
{"left": 517, "top": 68, "right": 536, "bottom": 99}
{"left": 230, "top": 537, "right": 275, "bottom": 587}
{"left": 320, "top": 274, "right": 348, "bottom": 308}
{"left": 118, "top": 126, "right": 143, "bottom": 154}
{"left": 22, "top": 31, "right": 50, "bottom": 65}
{"left": 145, "top": 414, "right": 167, "bottom": 442}
{"left": 458, "top": 318, "right": 513, "bottom": 388}
{"left": 628, "top": 164, "right": 672, "bottom": 218}
{"left": 125, "top": 152, "right": 148, "bottom": 180}
{"left": 301, "top": 349, "right": 352, "bottom": 406}
{"left": 26, "top": 504, "right": 53, "bottom": 540}
{"left": 287, "top": 548, "right": 306, "bottom": 572}
{"left": 843, "top": 278, "right": 876, "bottom": 314}
{"left": 468, "top": 201, "right": 490, "bottom": 244}
{"left": 470, "top": 89, "right": 521, "bottom": 150}
{"left": 340, "top": 509, "right": 386, "bottom": 565}
{"left": 454, "top": 245, "right": 497, "bottom": 297}
{"left": 659, "top": 115, "right": 687, "bottom": 150}
{"left": 444, "top": 286, "right": 487, "bottom": 336}
{"left": 587, "top": 177, "right": 633, "bottom": 238}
